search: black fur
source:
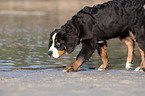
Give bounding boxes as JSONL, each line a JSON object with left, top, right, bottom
{"left": 48, "top": 0, "right": 145, "bottom": 62}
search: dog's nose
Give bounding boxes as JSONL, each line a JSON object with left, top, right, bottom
{"left": 48, "top": 51, "right": 53, "bottom": 57}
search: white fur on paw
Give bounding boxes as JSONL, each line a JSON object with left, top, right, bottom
{"left": 62, "top": 70, "right": 67, "bottom": 73}
{"left": 134, "top": 67, "right": 143, "bottom": 72}
{"left": 126, "top": 62, "right": 133, "bottom": 70}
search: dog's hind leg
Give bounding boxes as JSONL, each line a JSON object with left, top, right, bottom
{"left": 63, "top": 41, "right": 95, "bottom": 72}
{"left": 129, "top": 31, "right": 145, "bottom": 72}
{"left": 98, "top": 42, "right": 109, "bottom": 70}
{"left": 134, "top": 47, "right": 145, "bottom": 71}
{"left": 120, "top": 37, "right": 134, "bottom": 70}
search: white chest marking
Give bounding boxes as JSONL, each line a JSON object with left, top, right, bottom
{"left": 49, "top": 33, "right": 59, "bottom": 58}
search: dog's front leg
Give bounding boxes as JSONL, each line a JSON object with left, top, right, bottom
{"left": 63, "top": 42, "right": 95, "bottom": 72}
{"left": 63, "top": 59, "right": 83, "bottom": 72}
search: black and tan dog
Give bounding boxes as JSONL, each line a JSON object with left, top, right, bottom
{"left": 48, "top": 0, "right": 145, "bottom": 72}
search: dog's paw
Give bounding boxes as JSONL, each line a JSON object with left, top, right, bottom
{"left": 98, "top": 64, "right": 108, "bottom": 71}
{"left": 98, "top": 67, "right": 106, "bottom": 71}
{"left": 62, "top": 67, "right": 76, "bottom": 72}
{"left": 134, "top": 67, "right": 143, "bottom": 72}
{"left": 125, "top": 62, "right": 133, "bottom": 70}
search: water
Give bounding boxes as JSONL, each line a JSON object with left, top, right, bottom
{"left": 0, "top": 0, "right": 141, "bottom": 71}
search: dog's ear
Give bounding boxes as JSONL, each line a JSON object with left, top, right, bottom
{"left": 65, "top": 35, "right": 79, "bottom": 54}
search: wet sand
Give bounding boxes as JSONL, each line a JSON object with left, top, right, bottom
{"left": 0, "top": 69, "right": 145, "bottom": 96}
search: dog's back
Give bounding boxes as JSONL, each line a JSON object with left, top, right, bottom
{"left": 92, "top": 0, "right": 144, "bottom": 39}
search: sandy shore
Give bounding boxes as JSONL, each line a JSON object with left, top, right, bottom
{"left": 0, "top": 69, "right": 145, "bottom": 96}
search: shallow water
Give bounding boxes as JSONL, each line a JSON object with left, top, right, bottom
{"left": 0, "top": 1, "right": 142, "bottom": 71}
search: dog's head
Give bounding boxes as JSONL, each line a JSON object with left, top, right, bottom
{"left": 48, "top": 27, "right": 79, "bottom": 58}
{"left": 48, "top": 29, "right": 66, "bottom": 58}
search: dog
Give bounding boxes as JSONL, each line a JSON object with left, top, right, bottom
{"left": 48, "top": 0, "right": 145, "bottom": 72}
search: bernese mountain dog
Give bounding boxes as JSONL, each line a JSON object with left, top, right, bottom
{"left": 48, "top": 0, "right": 145, "bottom": 72}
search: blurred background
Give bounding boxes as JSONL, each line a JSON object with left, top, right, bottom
{"left": 0, "top": 0, "right": 142, "bottom": 71}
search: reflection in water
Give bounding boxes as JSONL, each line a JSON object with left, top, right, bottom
{"left": 0, "top": 0, "right": 141, "bottom": 71}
